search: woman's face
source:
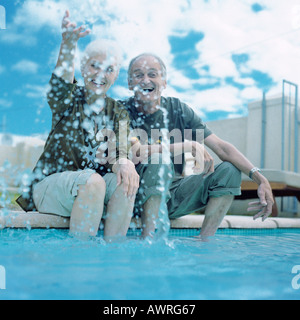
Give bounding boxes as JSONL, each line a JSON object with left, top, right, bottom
{"left": 82, "top": 53, "right": 119, "bottom": 97}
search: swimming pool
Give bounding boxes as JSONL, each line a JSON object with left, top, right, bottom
{"left": 0, "top": 228, "right": 299, "bottom": 300}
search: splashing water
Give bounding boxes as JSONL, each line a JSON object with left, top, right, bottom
{"left": 0, "top": 4, "right": 175, "bottom": 243}
{"left": 153, "top": 107, "right": 172, "bottom": 242}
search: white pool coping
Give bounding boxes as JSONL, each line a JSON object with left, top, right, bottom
{"left": 1, "top": 210, "right": 300, "bottom": 230}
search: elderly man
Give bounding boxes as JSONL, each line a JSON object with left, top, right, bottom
{"left": 121, "top": 53, "right": 274, "bottom": 238}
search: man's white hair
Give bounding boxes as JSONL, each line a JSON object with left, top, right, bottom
{"left": 80, "top": 39, "right": 123, "bottom": 73}
{"left": 128, "top": 53, "right": 167, "bottom": 80}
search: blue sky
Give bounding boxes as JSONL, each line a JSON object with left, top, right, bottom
{"left": 1, "top": 0, "right": 300, "bottom": 137}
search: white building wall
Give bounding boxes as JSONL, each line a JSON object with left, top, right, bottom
{"left": 0, "top": 135, "right": 44, "bottom": 188}
{"left": 205, "top": 117, "right": 248, "bottom": 166}
{"left": 206, "top": 95, "right": 300, "bottom": 217}
{"left": 207, "top": 95, "right": 300, "bottom": 172}
{"left": 246, "top": 96, "right": 285, "bottom": 170}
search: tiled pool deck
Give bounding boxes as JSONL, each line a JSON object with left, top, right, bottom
{"left": 1, "top": 210, "right": 300, "bottom": 230}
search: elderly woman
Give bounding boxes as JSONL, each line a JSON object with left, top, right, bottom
{"left": 16, "top": 11, "right": 139, "bottom": 241}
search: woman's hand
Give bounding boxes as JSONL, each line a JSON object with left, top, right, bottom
{"left": 113, "top": 158, "right": 140, "bottom": 199}
{"left": 55, "top": 10, "right": 91, "bottom": 83}
{"left": 61, "top": 10, "right": 90, "bottom": 43}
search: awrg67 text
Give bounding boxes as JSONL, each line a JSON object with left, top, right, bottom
{"left": 146, "top": 304, "right": 195, "bottom": 315}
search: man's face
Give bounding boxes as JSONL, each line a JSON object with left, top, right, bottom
{"left": 82, "top": 53, "right": 119, "bottom": 96}
{"left": 128, "top": 55, "right": 166, "bottom": 104}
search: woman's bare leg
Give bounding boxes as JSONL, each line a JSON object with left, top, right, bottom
{"left": 69, "top": 173, "right": 105, "bottom": 239}
{"left": 103, "top": 183, "right": 135, "bottom": 242}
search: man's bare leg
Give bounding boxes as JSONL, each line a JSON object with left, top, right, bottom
{"left": 200, "top": 194, "right": 234, "bottom": 238}
{"left": 141, "top": 195, "right": 163, "bottom": 238}
{"left": 69, "top": 173, "right": 105, "bottom": 239}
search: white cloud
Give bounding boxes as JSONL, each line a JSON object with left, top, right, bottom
{"left": 237, "top": 78, "right": 255, "bottom": 87}
{"left": 240, "top": 86, "right": 263, "bottom": 101}
{"left": 0, "top": 23, "right": 37, "bottom": 46}
{"left": 6, "top": 0, "right": 300, "bottom": 118}
{"left": 179, "top": 1, "right": 300, "bottom": 85}
{"left": 111, "top": 85, "right": 132, "bottom": 100}
{"left": 0, "top": 98, "right": 13, "bottom": 108}
{"left": 12, "top": 60, "right": 39, "bottom": 74}
{"left": 0, "top": 0, "right": 63, "bottom": 45}
{"left": 167, "top": 68, "right": 194, "bottom": 90}
{"left": 13, "top": 0, "right": 66, "bottom": 31}
{"left": 24, "top": 84, "right": 50, "bottom": 99}
{"left": 165, "top": 84, "right": 242, "bottom": 114}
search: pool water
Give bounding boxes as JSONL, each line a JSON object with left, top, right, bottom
{"left": 0, "top": 228, "right": 299, "bottom": 300}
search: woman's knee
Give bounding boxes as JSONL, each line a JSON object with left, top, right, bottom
{"left": 85, "top": 173, "right": 106, "bottom": 195}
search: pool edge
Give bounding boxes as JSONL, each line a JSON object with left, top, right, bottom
{"left": 1, "top": 210, "right": 300, "bottom": 230}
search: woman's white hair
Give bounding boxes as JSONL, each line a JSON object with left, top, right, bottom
{"left": 80, "top": 39, "right": 123, "bottom": 73}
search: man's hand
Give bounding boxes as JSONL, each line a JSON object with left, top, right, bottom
{"left": 130, "top": 138, "right": 214, "bottom": 176}
{"left": 61, "top": 10, "right": 90, "bottom": 43}
{"left": 113, "top": 159, "right": 140, "bottom": 199}
{"left": 190, "top": 141, "right": 214, "bottom": 175}
{"left": 247, "top": 180, "right": 274, "bottom": 221}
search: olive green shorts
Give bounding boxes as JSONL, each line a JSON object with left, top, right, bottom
{"left": 167, "top": 161, "right": 242, "bottom": 219}
{"left": 133, "top": 160, "right": 241, "bottom": 218}
{"left": 32, "top": 170, "right": 117, "bottom": 217}
{"left": 133, "top": 154, "right": 174, "bottom": 216}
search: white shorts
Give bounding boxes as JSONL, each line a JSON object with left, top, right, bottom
{"left": 32, "top": 170, "right": 117, "bottom": 217}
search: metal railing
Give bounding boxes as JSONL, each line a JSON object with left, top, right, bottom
{"left": 281, "top": 80, "right": 299, "bottom": 214}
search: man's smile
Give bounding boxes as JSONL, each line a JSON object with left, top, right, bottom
{"left": 142, "top": 88, "right": 155, "bottom": 93}
{"left": 91, "top": 78, "right": 106, "bottom": 87}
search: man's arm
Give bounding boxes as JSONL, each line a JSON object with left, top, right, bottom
{"left": 170, "top": 141, "right": 214, "bottom": 175}
{"left": 54, "top": 10, "right": 90, "bottom": 83}
{"left": 130, "top": 139, "right": 214, "bottom": 175}
{"left": 204, "top": 133, "right": 274, "bottom": 220}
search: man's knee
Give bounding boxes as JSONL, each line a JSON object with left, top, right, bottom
{"left": 148, "top": 153, "right": 172, "bottom": 166}
{"left": 138, "top": 154, "right": 175, "bottom": 180}
{"left": 216, "top": 161, "right": 241, "bottom": 186}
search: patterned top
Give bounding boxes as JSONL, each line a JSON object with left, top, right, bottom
{"left": 17, "top": 73, "right": 130, "bottom": 211}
